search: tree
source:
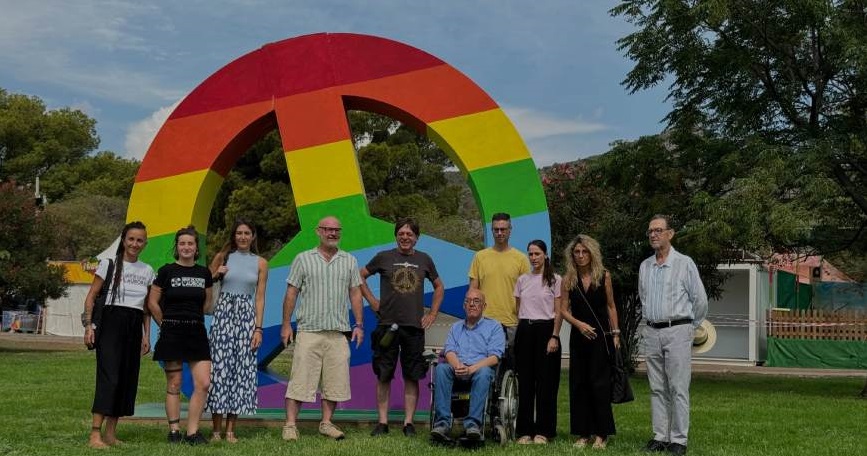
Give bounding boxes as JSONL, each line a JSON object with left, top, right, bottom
{"left": 351, "top": 111, "right": 477, "bottom": 245}
{"left": 544, "top": 133, "right": 747, "bottom": 368}
{"left": 612, "top": 0, "right": 867, "bottom": 246}
{"left": 40, "top": 152, "right": 139, "bottom": 202}
{"left": 0, "top": 182, "right": 67, "bottom": 307}
{"left": 43, "top": 195, "right": 128, "bottom": 260}
{"left": 209, "top": 180, "right": 299, "bottom": 258}
{"left": 206, "top": 130, "right": 300, "bottom": 259}
{"left": 613, "top": 2, "right": 867, "bottom": 391}
{"left": 0, "top": 88, "right": 100, "bottom": 184}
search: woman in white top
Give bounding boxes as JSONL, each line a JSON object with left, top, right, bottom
{"left": 82, "top": 221, "right": 155, "bottom": 449}
{"left": 513, "top": 239, "right": 563, "bottom": 444}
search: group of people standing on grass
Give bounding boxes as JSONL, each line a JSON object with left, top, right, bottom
{"left": 82, "top": 212, "right": 706, "bottom": 456}
{"left": 82, "top": 219, "right": 267, "bottom": 447}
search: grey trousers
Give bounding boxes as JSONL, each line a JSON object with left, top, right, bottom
{"left": 644, "top": 324, "right": 693, "bottom": 445}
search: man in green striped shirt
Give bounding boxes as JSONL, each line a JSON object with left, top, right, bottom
{"left": 280, "top": 216, "right": 364, "bottom": 441}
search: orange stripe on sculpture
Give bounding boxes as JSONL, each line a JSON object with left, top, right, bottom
{"left": 137, "top": 101, "right": 276, "bottom": 182}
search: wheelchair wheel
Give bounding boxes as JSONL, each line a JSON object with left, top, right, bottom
{"left": 498, "top": 370, "right": 518, "bottom": 441}
{"left": 492, "top": 424, "right": 508, "bottom": 446}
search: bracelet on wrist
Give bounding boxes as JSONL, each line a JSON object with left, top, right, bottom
{"left": 550, "top": 335, "right": 560, "bottom": 341}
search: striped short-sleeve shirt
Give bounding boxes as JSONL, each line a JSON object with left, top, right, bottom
{"left": 286, "top": 248, "right": 362, "bottom": 332}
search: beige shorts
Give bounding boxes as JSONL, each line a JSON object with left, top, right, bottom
{"left": 284, "top": 331, "right": 351, "bottom": 403}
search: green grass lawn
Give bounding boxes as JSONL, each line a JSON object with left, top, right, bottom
{"left": 0, "top": 348, "right": 865, "bottom": 455}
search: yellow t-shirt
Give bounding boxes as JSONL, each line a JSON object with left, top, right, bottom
{"left": 468, "top": 247, "right": 530, "bottom": 326}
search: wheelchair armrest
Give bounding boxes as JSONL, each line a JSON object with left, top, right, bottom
{"left": 422, "top": 348, "right": 438, "bottom": 364}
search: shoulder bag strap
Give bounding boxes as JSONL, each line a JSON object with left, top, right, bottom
{"left": 575, "top": 283, "right": 611, "bottom": 358}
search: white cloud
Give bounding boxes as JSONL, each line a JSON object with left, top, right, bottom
{"left": 0, "top": 1, "right": 179, "bottom": 106}
{"left": 503, "top": 106, "right": 608, "bottom": 140}
{"left": 123, "top": 101, "right": 180, "bottom": 160}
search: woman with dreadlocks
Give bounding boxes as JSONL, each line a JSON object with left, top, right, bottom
{"left": 82, "top": 221, "right": 155, "bottom": 448}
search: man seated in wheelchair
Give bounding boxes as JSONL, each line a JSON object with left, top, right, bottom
{"left": 431, "top": 289, "right": 505, "bottom": 441}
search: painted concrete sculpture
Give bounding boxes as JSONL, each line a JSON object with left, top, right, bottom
{"left": 130, "top": 33, "right": 549, "bottom": 411}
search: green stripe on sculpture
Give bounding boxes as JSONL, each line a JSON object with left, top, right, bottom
{"left": 467, "top": 158, "right": 548, "bottom": 220}
{"left": 269, "top": 194, "right": 394, "bottom": 267}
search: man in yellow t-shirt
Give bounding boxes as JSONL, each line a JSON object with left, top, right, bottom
{"left": 468, "top": 213, "right": 530, "bottom": 364}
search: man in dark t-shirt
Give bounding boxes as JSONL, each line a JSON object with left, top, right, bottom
{"left": 361, "top": 217, "right": 444, "bottom": 437}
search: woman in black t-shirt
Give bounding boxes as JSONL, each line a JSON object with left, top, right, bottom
{"left": 147, "top": 226, "right": 213, "bottom": 445}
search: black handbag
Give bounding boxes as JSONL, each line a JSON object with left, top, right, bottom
{"left": 575, "top": 284, "right": 634, "bottom": 404}
{"left": 86, "top": 260, "right": 114, "bottom": 350}
{"left": 610, "top": 346, "right": 635, "bottom": 404}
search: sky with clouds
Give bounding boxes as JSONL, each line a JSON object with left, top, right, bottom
{"left": 0, "top": 0, "right": 670, "bottom": 167}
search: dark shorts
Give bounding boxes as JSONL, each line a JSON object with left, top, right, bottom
{"left": 371, "top": 325, "right": 426, "bottom": 382}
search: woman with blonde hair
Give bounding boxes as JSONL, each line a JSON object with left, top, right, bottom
{"left": 561, "top": 234, "right": 620, "bottom": 449}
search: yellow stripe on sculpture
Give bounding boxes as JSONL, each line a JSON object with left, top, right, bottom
{"left": 427, "top": 108, "right": 531, "bottom": 172}
{"left": 283, "top": 140, "right": 366, "bottom": 207}
{"left": 127, "top": 169, "right": 224, "bottom": 236}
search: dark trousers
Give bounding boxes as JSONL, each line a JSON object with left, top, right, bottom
{"left": 569, "top": 330, "right": 615, "bottom": 437}
{"left": 92, "top": 306, "right": 143, "bottom": 417}
{"left": 514, "top": 319, "right": 561, "bottom": 438}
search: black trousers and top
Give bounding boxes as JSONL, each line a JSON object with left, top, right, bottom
{"left": 568, "top": 282, "right": 616, "bottom": 438}
{"left": 514, "top": 318, "right": 562, "bottom": 438}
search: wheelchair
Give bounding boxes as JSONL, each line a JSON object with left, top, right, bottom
{"left": 424, "top": 348, "right": 518, "bottom": 447}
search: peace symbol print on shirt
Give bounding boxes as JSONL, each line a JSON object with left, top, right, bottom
{"left": 130, "top": 33, "right": 550, "bottom": 410}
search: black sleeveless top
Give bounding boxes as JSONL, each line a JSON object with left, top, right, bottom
{"left": 569, "top": 278, "right": 611, "bottom": 335}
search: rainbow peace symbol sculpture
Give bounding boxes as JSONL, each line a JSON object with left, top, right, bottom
{"left": 131, "top": 33, "right": 550, "bottom": 411}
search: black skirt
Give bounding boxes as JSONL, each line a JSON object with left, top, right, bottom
{"left": 153, "top": 320, "right": 211, "bottom": 362}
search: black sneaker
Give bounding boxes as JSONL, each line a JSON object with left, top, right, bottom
{"left": 183, "top": 431, "right": 208, "bottom": 445}
{"left": 464, "top": 426, "right": 482, "bottom": 440}
{"left": 167, "top": 430, "right": 182, "bottom": 444}
{"left": 644, "top": 439, "right": 669, "bottom": 452}
{"left": 403, "top": 423, "right": 416, "bottom": 437}
{"left": 370, "top": 423, "right": 389, "bottom": 436}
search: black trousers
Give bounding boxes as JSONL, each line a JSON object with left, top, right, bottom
{"left": 514, "top": 319, "right": 561, "bottom": 438}
{"left": 92, "top": 306, "right": 143, "bottom": 417}
{"left": 569, "top": 329, "right": 615, "bottom": 437}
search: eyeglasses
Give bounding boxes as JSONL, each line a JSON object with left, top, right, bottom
{"left": 646, "top": 228, "right": 670, "bottom": 236}
{"left": 318, "top": 226, "right": 342, "bottom": 234}
{"left": 464, "top": 298, "right": 483, "bottom": 306}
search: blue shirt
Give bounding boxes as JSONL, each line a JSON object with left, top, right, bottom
{"left": 443, "top": 317, "right": 505, "bottom": 365}
{"left": 638, "top": 247, "right": 708, "bottom": 328}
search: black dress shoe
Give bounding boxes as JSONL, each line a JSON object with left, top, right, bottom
{"left": 403, "top": 423, "right": 416, "bottom": 437}
{"left": 668, "top": 443, "right": 687, "bottom": 455}
{"left": 644, "top": 439, "right": 669, "bottom": 452}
